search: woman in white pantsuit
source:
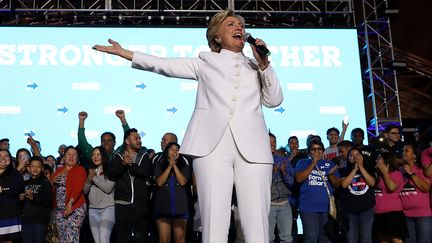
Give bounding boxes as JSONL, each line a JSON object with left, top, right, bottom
{"left": 93, "top": 9, "right": 283, "bottom": 243}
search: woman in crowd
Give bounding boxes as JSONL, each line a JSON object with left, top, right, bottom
{"left": 20, "top": 156, "right": 53, "bottom": 243}
{"left": 400, "top": 144, "right": 432, "bottom": 243}
{"left": 83, "top": 146, "right": 115, "bottom": 243}
{"left": 420, "top": 125, "right": 432, "bottom": 176}
{"left": 374, "top": 154, "right": 407, "bottom": 243}
{"left": 154, "top": 142, "right": 190, "bottom": 243}
{"left": 15, "top": 148, "right": 32, "bottom": 180}
{"left": 0, "top": 149, "right": 24, "bottom": 243}
{"left": 51, "top": 146, "right": 87, "bottom": 243}
{"left": 340, "top": 147, "right": 376, "bottom": 243}
{"left": 45, "top": 155, "right": 57, "bottom": 172}
{"left": 294, "top": 139, "right": 340, "bottom": 243}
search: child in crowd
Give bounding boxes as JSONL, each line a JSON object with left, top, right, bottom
{"left": 19, "top": 156, "right": 53, "bottom": 243}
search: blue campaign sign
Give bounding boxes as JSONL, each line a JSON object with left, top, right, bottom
{"left": 0, "top": 27, "right": 365, "bottom": 156}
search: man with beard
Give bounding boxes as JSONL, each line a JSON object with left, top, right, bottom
{"left": 107, "top": 128, "right": 152, "bottom": 243}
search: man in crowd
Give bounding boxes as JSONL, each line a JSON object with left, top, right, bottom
{"left": 107, "top": 128, "right": 152, "bottom": 243}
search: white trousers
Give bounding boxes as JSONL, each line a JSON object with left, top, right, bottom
{"left": 88, "top": 206, "right": 115, "bottom": 243}
{"left": 193, "top": 127, "right": 272, "bottom": 243}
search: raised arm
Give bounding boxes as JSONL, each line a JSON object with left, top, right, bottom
{"left": 341, "top": 165, "right": 358, "bottom": 188}
{"left": 376, "top": 159, "right": 399, "bottom": 192}
{"left": 251, "top": 38, "right": 283, "bottom": 108}
{"left": 27, "top": 136, "right": 42, "bottom": 157}
{"left": 403, "top": 164, "right": 430, "bottom": 192}
{"left": 77, "top": 111, "right": 93, "bottom": 162}
{"left": 113, "top": 110, "right": 130, "bottom": 155}
{"left": 339, "top": 120, "right": 349, "bottom": 143}
{"left": 94, "top": 39, "right": 201, "bottom": 80}
{"left": 295, "top": 159, "right": 317, "bottom": 183}
{"left": 357, "top": 159, "right": 376, "bottom": 187}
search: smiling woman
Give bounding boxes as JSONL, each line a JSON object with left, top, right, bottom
{"left": 0, "top": 149, "right": 24, "bottom": 243}
{"left": 93, "top": 8, "right": 283, "bottom": 243}
{"left": 51, "top": 146, "right": 87, "bottom": 243}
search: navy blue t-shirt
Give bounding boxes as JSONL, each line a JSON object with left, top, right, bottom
{"left": 294, "top": 158, "right": 340, "bottom": 213}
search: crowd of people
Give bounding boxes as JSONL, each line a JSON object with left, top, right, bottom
{"left": 1, "top": 108, "right": 431, "bottom": 243}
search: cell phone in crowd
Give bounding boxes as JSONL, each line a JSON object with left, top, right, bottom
{"left": 343, "top": 114, "right": 349, "bottom": 125}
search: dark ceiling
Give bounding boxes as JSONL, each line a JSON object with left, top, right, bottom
{"left": 387, "top": 0, "right": 432, "bottom": 121}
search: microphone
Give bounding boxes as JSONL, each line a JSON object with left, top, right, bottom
{"left": 243, "top": 33, "right": 271, "bottom": 56}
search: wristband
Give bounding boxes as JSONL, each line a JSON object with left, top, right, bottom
{"left": 408, "top": 173, "right": 416, "bottom": 178}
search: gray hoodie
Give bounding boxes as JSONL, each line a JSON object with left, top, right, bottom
{"left": 83, "top": 167, "right": 115, "bottom": 209}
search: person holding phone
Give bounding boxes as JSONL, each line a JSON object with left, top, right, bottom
{"left": 15, "top": 148, "right": 32, "bottom": 181}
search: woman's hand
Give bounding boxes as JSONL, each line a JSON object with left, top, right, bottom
{"left": 16, "top": 158, "right": 28, "bottom": 173}
{"left": 168, "top": 152, "right": 179, "bottom": 169}
{"left": 356, "top": 157, "right": 364, "bottom": 169}
{"left": 93, "top": 39, "right": 134, "bottom": 61}
{"left": 64, "top": 201, "right": 73, "bottom": 217}
{"left": 376, "top": 157, "right": 389, "bottom": 175}
{"left": 250, "top": 38, "right": 270, "bottom": 70}
{"left": 403, "top": 164, "right": 413, "bottom": 175}
{"left": 329, "top": 165, "right": 340, "bottom": 176}
{"left": 168, "top": 158, "right": 176, "bottom": 169}
{"left": 25, "top": 190, "right": 33, "bottom": 200}
{"left": 273, "top": 163, "right": 280, "bottom": 175}
{"left": 88, "top": 168, "right": 96, "bottom": 181}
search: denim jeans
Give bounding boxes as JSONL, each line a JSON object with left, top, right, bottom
{"left": 300, "top": 212, "right": 331, "bottom": 243}
{"left": 405, "top": 216, "right": 432, "bottom": 243}
{"left": 269, "top": 203, "right": 293, "bottom": 243}
{"left": 345, "top": 208, "right": 374, "bottom": 243}
{"left": 89, "top": 206, "right": 115, "bottom": 243}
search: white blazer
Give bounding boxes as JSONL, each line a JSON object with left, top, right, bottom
{"left": 132, "top": 49, "right": 283, "bottom": 164}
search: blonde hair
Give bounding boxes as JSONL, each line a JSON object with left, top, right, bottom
{"left": 206, "top": 9, "right": 245, "bottom": 53}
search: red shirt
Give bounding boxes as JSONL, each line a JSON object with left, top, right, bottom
{"left": 52, "top": 165, "right": 87, "bottom": 210}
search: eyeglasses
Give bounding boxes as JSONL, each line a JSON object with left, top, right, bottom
{"left": 390, "top": 132, "right": 400, "bottom": 135}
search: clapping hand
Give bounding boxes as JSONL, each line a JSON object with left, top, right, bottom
{"left": 329, "top": 165, "right": 340, "bottom": 176}
{"left": 123, "top": 152, "right": 133, "bottom": 167}
{"left": 273, "top": 164, "right": 280, "bottom": 174}
{"left": 25, "top": 189, "right": 33, "bottom": 200}
{"left": 88, "top": 168, "right": 97, "bottom": 181}
{"left": 376, "top": 156, "right": 389, "bottom": 174}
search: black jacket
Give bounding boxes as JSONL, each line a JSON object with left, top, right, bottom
{"left": 21, "top": 176, "right": 53, "bottom": 224}
{"left": 153, "top": 155, "right": 191, "bottom": 216}
{"left": 0, "top": 168, "right": 24, "bottom": 220}
{"left": 107, "top": 151, "right": 152, "bottom": 206}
